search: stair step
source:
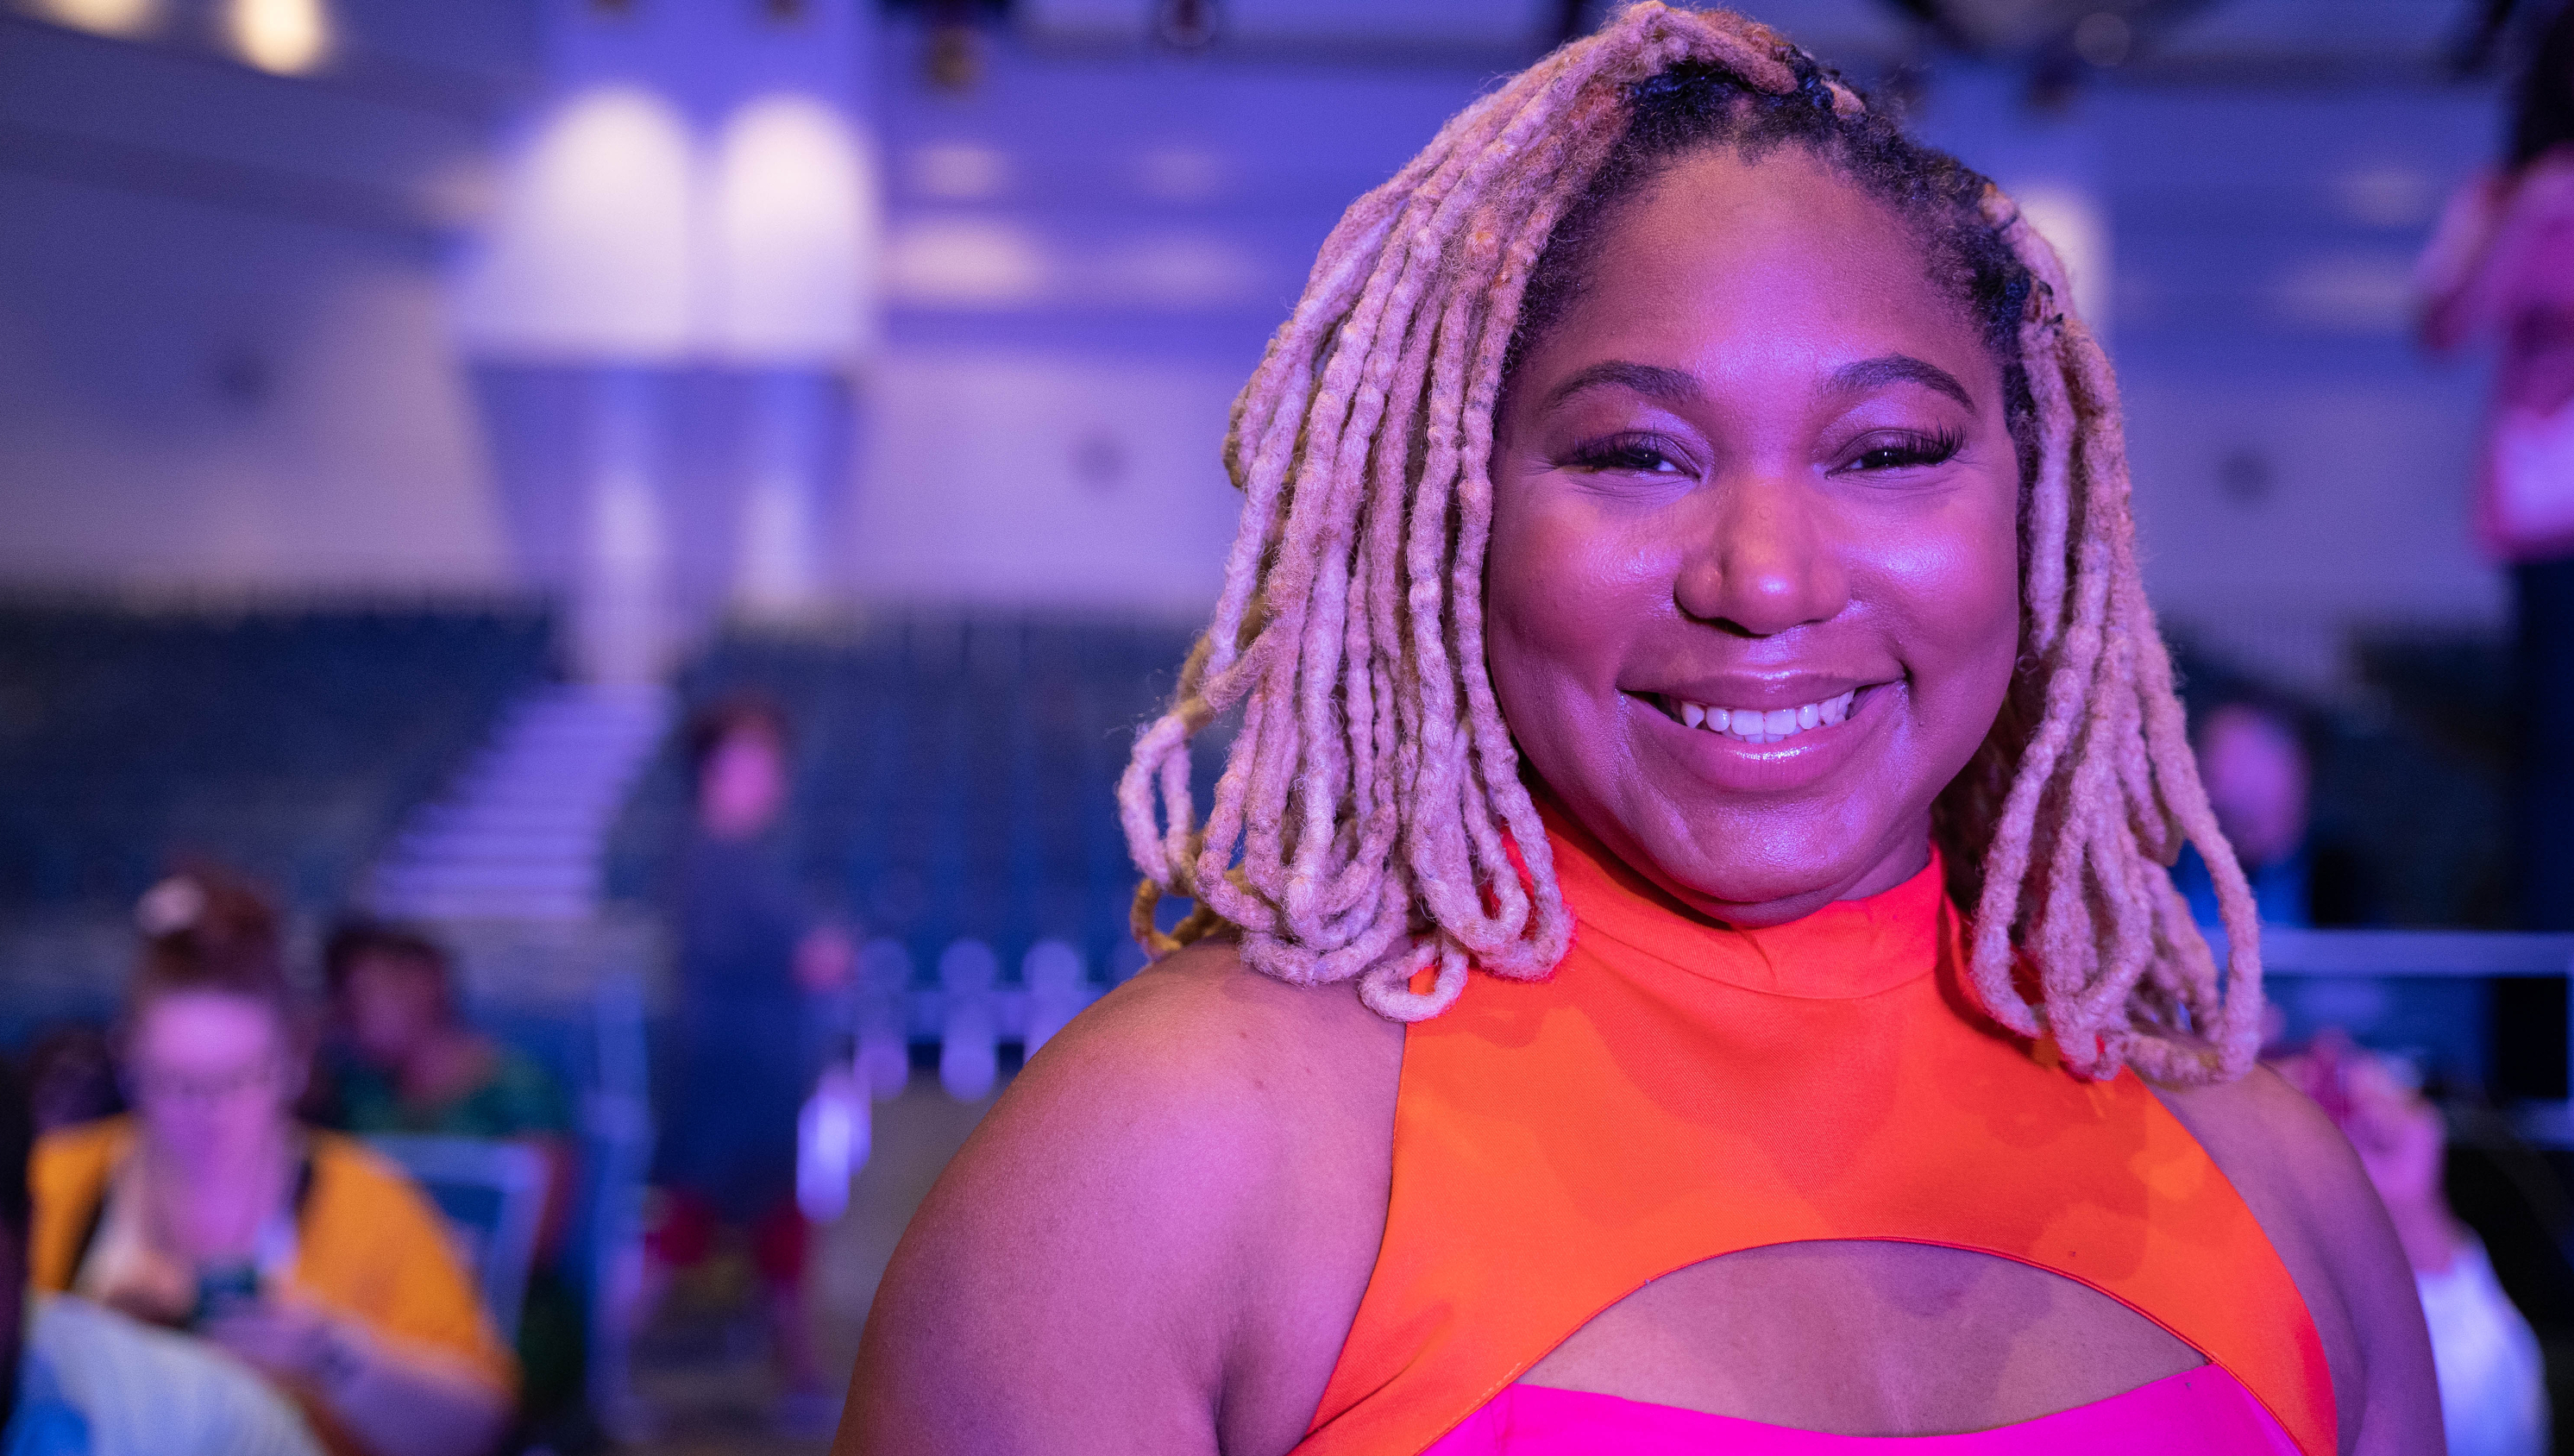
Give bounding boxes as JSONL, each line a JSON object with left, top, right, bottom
{"left": 368, "top": 684, "right": 673, "bottom": 924}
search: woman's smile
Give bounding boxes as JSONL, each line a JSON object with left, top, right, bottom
{"left": 1653, "top": 687, "right": 1858, "bottom": 744}
{"left": 1628, "top": 677, "right": 1899, "bottom": 795}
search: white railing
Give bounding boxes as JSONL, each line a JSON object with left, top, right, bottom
{"left": 2214, "top": 928, "right": 2574, "bottom": 1147}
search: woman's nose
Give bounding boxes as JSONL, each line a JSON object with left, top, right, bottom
{"left": 1672, "top": 474, "right": 1849, "bottom": 637}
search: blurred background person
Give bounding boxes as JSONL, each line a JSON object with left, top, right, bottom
{"left": 646, "top": 699, "right": 851, "bottom": 1429}
{"left": 314, "top": 922, "right": 570, "bottom": 1158}
{"left": 2275, "top": 1032, "right": 2552, "bottom": 1456}
{"left": 2172, "top": 692, "right": 2377, "bottom": 927}
{"left": 2420, "top": 0, "right": 2574, "bottom": 935}
{"left": 0, "top": 1051, "right": 325, "bottom": 1456}
{"left": 309, "top": 921, "right": 581, "bottom": 1432}
{"left": 24, "top": 871, "right": 514, "bottom": 1456}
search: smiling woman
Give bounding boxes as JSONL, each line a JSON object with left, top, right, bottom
{"left": 842, "top": 8, "right": 2439, "bottom": 1456}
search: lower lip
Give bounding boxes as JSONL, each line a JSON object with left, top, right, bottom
{"left": 1634, "top": 685, "right": 1894, "bottom": 794}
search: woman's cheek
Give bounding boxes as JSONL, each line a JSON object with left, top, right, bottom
{"left": 1962, "top": 502, "right": 2026, "bottom": 666}
{"left": 1494, "top": 493, "right": 1608, "bottom": 646}
{"left": 1487, "top": 493, "right": 1638, "bottom": 760}
{"left": 1909, "top": 507, "right": 2024, "bottom": 731}
{"left": 1868, "top": 490, "right": 2019, "bottom": 665}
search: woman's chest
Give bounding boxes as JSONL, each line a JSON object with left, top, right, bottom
{"left": 1292, "top": 975, "right": 2336, "bottom": 1456}
{"left": 1516, "top": 1238, "right": 2207, "bottom": 1435}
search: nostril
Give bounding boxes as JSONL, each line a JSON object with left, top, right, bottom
{"left": 1674, "top": 549, "right": 1848, "bottom": 635}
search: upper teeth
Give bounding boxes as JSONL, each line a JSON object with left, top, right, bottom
{"left": 1672, "top": 690, "right": 1856, "bottom": 744}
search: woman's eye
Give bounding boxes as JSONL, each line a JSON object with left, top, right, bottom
{"left": 1566, "top": 438, "right": 1686, "bottom": 475}
{"left": 1843, "top": 430, "right": 1963, "bottom": 474}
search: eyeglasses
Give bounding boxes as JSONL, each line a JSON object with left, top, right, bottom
{"left": 126, "top": 1058, "right": 285, "bottom": 1105}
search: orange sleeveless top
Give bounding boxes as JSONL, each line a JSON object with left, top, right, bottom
{"left": 1298, "top": 819, "right": 2334, "bottom": 1456}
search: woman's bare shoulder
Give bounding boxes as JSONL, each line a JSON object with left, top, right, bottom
{"left": 1064, "top": 936, "right": 1410, "bottom": 1077}
{"left": 1008, "top": 938, "right": 1409, "bottom": 1195}
{"left": 844, "top": 939, "right": 1403, "bottom": 1456}
{"left": 2151, "top": 1062, "right": 2352, "bottom": 1199}
{"left": 2150, "top": 1064, "right": 2440, "bottom": 1455}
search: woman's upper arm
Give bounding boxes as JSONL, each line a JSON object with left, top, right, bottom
{"left": 2288, "top": 1099, "right": 2445, "bottom": 1456}
{"left": 841, "top": 953, "right": 1395, "bottom": 1456}
{"left": 2158, "top": 1069, "right": 2444, "bottom": 1456}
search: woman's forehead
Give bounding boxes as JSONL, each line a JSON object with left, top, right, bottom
{"left": 1524, "top": 148, "right": 1998, "bottom": 405}
{"left": 137, "top": 991, "right": 279, "bottom": 1050}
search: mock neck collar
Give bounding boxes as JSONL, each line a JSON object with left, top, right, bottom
{"left": 1540, "top": 803, "right": 1949, "bottom": 1001}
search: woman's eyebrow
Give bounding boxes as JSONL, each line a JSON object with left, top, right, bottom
{"left": 1543, "top": 360, "right": 1703, "bottom": 410}
{"left": 1828, "top": 354, "right": 1974, "bottom": 408}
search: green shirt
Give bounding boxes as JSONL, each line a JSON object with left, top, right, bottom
{"left": 329, "top": 1045, "right": 570, "bottom": 1141}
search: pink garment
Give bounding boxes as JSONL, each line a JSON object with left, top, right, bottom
{"left": 1427, "top": 1368, "right": 2303, "bottom": 1454}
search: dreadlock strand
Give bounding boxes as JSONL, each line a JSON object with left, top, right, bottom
{"left": 2124, "top": 576, "right": 2199, "bottom": 866}
{"left": 1966, "top": 317, "right": 2106, "bottom": 1035}
{"left": 2009, "top": 478, "right": 2125, "bottom": 1033}
{"left": 1437, "top": 116, "right": 1635, "bottom": 970}
{"left": 1236, "top": 49, "right": 1606, "bottom": 924}
{"left": 2020, "top": 318, "right": 2080, "bottom": 655}
{"left": 1308, "top": 277, "right": 1447, "bottom": 927}
{"left": 1282, "top": 186, "right": 1505, "bottom": 934}
{"left": 1310, "top": 503, "right": 1386, "bottom": 936}
{"left": 1982, "top": 196, "right": 2079, "bottom": 654}
{"left": 1205, "top": 140, "right": 1469, "bottom": 688}
{"left": 1997, "top": 288, "right": 2238, "bottom": 1074}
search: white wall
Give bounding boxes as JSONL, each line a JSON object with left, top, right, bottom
{"left": 2098, "top": 86, "right": 2509, "bottom": 687}
{"left": 844, "top": 25, "right": 1494, "bottom": 621}
{"left": 2125, "top": 357, "right": 2501, "bottom": 681}
{"left": 0, "top": 2, "right": 2528, "bottom": 681}
{"left": 0, "top": 10, "right": 526, "bottom": 596}
{"left": 847, "top": 348, "right": 1244, "bottom": 613}
{"left": 0, "top": 171, "right": 507, "bottom": 592}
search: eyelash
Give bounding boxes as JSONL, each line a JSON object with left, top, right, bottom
{"left": 1563, "top": 435, "right": 1687, "bottom": 474}
{"left": 1844, "top": 429, "right": 1964, "bottom": 474}
{"left": 1561, "top": 429, "right": 1966, "bottom": 478}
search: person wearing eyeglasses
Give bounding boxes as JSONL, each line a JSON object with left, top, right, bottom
{"left": 0, "top": 1046, "right": 323, "bottom": 1456}
{"left": 26, "top": 872, "right": 514, "bottom": 1456}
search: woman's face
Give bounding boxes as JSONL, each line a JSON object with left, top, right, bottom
{"left": 2196, "top": 704, "right": 2309, "bottom": 869}
{"left": 339, "top": 953, "right": 447, "bottom": 1067}
{"left": 128, "top": 992, "right": 293, "bottom": 1173}
{"left": 699, "top": 727, "right": 788, "bottom": 839}
{"left": 1489, "top": 145, "right": 2023, "bottom": 925}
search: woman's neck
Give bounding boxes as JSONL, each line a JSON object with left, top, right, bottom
{"left": 139, "top": 1120, "right": 294, "bottom": 1264}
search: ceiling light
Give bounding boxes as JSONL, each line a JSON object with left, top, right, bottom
{"left": 35, "top": 0, "right": 158, "bottom": 38}
{"left": 229, "top": 0, "right": 330, "bottom": 75}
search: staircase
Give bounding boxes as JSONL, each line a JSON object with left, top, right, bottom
{"left": 368, "top": 684, "right": 674, "bottom": 922}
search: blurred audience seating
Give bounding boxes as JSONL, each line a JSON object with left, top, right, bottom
{"left": 11, "top": 603, "right": 2563, "bottom": 1444}
{"left": 0, "top": 600, "right": 551, "bottom": 913}
{"left": 364, "top": 1134, "right": 550, "bottom": 1344}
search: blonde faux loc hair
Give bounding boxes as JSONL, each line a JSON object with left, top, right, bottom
{"left": 1116, "top": 2, "right": 2266, "bottom": 1084}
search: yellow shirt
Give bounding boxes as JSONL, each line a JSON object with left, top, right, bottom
{"left": 28, "top": 1116, "right": 518, "bottom": 1405}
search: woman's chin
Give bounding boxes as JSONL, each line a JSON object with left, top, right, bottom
{"left": 1613, "top": 807, "right": 1924, "bottom": 925}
